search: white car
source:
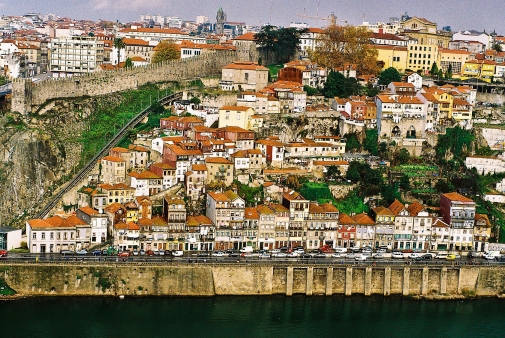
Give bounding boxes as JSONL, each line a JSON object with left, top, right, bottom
{"left": 435, "top": 253, "right": 448, "bottom": 259}
{"left": 409, "top": 253, "right": 422, "bottom": 259}
{"left": 287, "top": 252, "right": 299, "bottom": 258}
{"left": 355, "top": 255, "right": 367, "bottom": 261}
{"left": 484, "top": 254, "right": 497, "bottom": 260}
{"left": 172, "top": 250, "right": 184, "bottom": 257}
{"left": 212, "top": 251, "right": 225, "bottom": 257}
{"left": 392, "top": 252, "right": 405, "bottom": 259}
{"left": 331, "top": 253, "right": 342, "bottom": 258}
{"left": 270, "top": 249, "right": 281, "bottom": 254}
{"left": 294, "top": 248, "right": 305, "bottom": 254}
{"left": 274, "top": 252, "right": 287, "bottom": 258}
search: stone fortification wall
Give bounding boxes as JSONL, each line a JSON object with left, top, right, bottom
{"left": 11, "top": 51, "right": 237, "bottom": 114}
{"left": 2, "top": 263, "right": 505, "bottom": 298}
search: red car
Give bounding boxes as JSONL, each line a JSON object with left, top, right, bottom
{"left": 402, "top": 249, "right": 413, "bottom": 253}
{"left": 0, "top": 249, "right": 7, "bottom": 258}
{"left": 146, "top": 250, "right": 154, "bottom": 256}
{"left": 118, "top": 251, "right": 130, "bottom": 257}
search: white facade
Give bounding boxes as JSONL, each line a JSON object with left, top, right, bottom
{"left": 50, "top": 36, "right": 104, "bottom": 77}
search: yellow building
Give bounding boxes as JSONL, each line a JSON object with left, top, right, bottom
{"left": 218, "top": 105, "right": 256, "bottom": 129}
{"left": 400, "top": 17, "right": 451, "bottom": 48}
{"left": 407, "top": 44, "right": 438, "bottom": 73}
{"left": 437, "top": 49, "right": 471, "bottom": 77}
{"left": 373, "top": 45, "right": 408, "bottom": 73}
{"left": 423, "top": 87, "right": 454, "bottom": 121}
{"left": 461, "top": 60, "right": 496, "bottom": 83}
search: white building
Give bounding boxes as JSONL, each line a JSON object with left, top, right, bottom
{"left": 0, "top": 227, "right": 22, "bottom": 251}
{"left": 26, "top": 215, "right": 87, "bottom": 253}
{"left": 50, "top": 36, "right": 104, "bottom": 77}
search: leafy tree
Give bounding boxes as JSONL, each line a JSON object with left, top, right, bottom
{"left": 381, "top": 184, "right": 401, "bottom": 205}
{"left": 434, "top": 179, "right": 454, "bottom": 193}
{"left": 299, "top": 182, "right": 333, "bottom": 203}
{"left": 124, "top": 57, "right": 133, "bottom": 68}
{"left": 378, "top": 67, "right": 402, "bottom": 86}
{"left": 309, "top": 25, "right": 380, "bottom": 75}
{"left": 190, "top": 96, "right": 201, "bottom": 105}
{"left": 492, "top": 42, "right": 503, "bottom": 52}
{"left": 152, "top": 40, "right": 180, "bottom": 63}
{"left": 285, "top": 175, "right": 302, "bottom": 190}
{"left": 345, "top": 162, "right": 361, "bottom": 182}
{"left": 207, "top": 180, "right": 227, "bottom": 192}
{"left": 437, "top": 69, "right": 444, "bottom": 80}
{"left": 344, "top": 133, "right": 361, "bottom": 153}
{"left": 399, "top": 174, "right": 411, "bottom": 191}
{"left": 255, "top": 26, "right": 306, "bottom": 64}
{"left": 435, "top": 126, "right": 474, "bottom": 162}
{"left": 445, "top": 64, "right": 453, "bottom": 79}
{"left": 113, "top": 37, "right": 126, "bottom": 65}
{"left": 335, "top": 190, "right": 369, "bottom": 215}
{"left": 430, "top": 62, "right": 439, "bottom": 76}
{"left": 363, "top": 129, "right": 379, "bottom": 155}
{"left": 303, "top": 85, "right": 319, "bottom": 96}
{"left": 323, "top": 71, "right": 360, "bottom": 98}
{"left": 397, "top": 148, "right": 411, "bottom": 165}
{"left": 325, "top": 165, "right": 341, "bottom": 181}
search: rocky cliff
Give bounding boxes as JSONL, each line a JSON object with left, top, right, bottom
{"left": 0, "top": 97, "right": 103, "bottom": 227}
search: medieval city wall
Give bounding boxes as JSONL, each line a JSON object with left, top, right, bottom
{"left": 11, "top": 51, "right": 237, "bottom": 114}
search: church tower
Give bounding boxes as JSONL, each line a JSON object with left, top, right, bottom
{"left": 216, "top": 7, "right": 227, "bottom": 35}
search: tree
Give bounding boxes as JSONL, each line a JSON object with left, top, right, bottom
{"left": 255, "top": 26, "right": 306, "bottom": 64}
{"left": 445, "top": 64, "right": 453, "bottom": 79}
{"left": 325, "top": 165, "right": 341, "bottom": 181}
{"left": 378, "top": 67, "right": 402, "bottom": 86}
{"left": 399, "top": 174, "right": 411, "bottom": 191}
{"left": 308, "top": 25, "right": 380, "bottom": 75}
{"left": 285, "top": 175, "right": 302, "bottom": 190}
{"left": 124, "top": 57, "right": 133, "bottom": 69}
{"left": 345, "top": 162, "right": 361, "bottom": 182}
{"left": 344, "top": 133, "right": 361, "bottom": 153}
{"left": 152, "top": 40, "right": 180, "bottom": 63}
{"left": 492, "top": 42, "right": 503, "bottom": 52}
{"left": 397, "top": 148, "right": 411, "bottom": 165}
{"left": 430, "top": 62, "right": 439, "bottom": 76}
{"left": 363, "top": 129, "right": 379, "bottom": 156}
{"left": 303, "top": 85, "right": 319, "bottom": 96}
{"left": 113, "top": 37, "right": 126, "bottom": 65}
{"left": 322, "top": 71, "right": 360, "bottom": 98}
{"left": 190, "top": 96, "right": 201, "bottom": 105}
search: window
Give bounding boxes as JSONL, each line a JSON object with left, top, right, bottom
{"left": 32, "top": 233, "right": 37, "bottom": 239}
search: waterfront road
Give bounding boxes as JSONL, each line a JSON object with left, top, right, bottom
{"left": 1, "top": 253, "right": 501, "bottom": 267}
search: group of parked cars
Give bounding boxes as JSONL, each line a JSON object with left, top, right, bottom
{"left": 59, "top": 247, "right": 184, "bottom": 258}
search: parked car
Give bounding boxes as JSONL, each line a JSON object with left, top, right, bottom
{"left": 392, "top": 252, "right": 405, "bottom": 259}
{"left": 334, "top": 247, "right": 347, "bottom": 253}
{"left": 355, "top": 255, "right": 367, "bottom": 261}
{"left": 413, "top": 256, "right": 425, "bottom": 261}
{"left": 229, "top": 252, "right": 241, "bottom": 258}
{"left": 212, "top": 251, "right": 225, "bottom": 257}
{"left": 140, "top": 249, "right": 146, "bottom": 256}
{"left": 197, "top": 252, "right": 210, "bottom": 257}
{"left": 153, "top": 249, "right": 160, "bottom": 255}
{"left": 468, "top": 251, "right": 482, "bottom": 259}
{"left": 164, "top": 250, "right": 172, "bottom": 256}
{"left": 259, "top": 253, "right": 271, "bottom": 259}
{"left": 274, "top": 252, "right": 287, "bottom": 258}
{"left": 331, "top": 253, "right": 342, "bottom": 258}
{"left": 172, "top": 250, "right": 184, "bottom": 257}
{"left": 91, "top": 250, "right": 102, "bottom": 256}
{"left": 376, "top": 248, "right": 387, "bottom": 253}
{"left": 287, "top": 252, "right": 299, "bottom": 258}
{"left": 362, "top": 247, "right": 373, "bottom": 254}
{"left": 146, "top": 250, "right": 154, "bottom": 256}
{"left": 159, "top": 250, "right": 165, "bottom": 256}
{"left": 0, "top": 249, "right": 8, "bottom": 258}
{"left": 314, "top": 253, "right": 327, "bottom": 259}
{"left": 402, "top": 249, "right": 413, "bottom": 253}
{"left": 423, "top": 253, "right": 436, "bottom": 259}
{"left": 270, "top": 249, "right": 281, "bottom": 254}
{"left": 372, "top": 253, "right": 384, "bottom": 259}
{"left": 347, "top": 253, "right": 357, "bottom": 259}
{"left": 101, "top": 249, "right": 108, "bottom": 255}
{"left": 409, "top": 253, "right": 422, "bottom": 259}
{"left": 133, "top": 249, "right": 139, "bottom": 256}
{"left": 435, "top": 253, "right": 448, "bottom": 259}
{"left": 446, "top": 254, "right": 461, "bottom": 261}
{"left": 294, "top": 248, "right": 305, "bottom": 254}
{"left": 118, "top": 251, "right": 130, "bottom": 257}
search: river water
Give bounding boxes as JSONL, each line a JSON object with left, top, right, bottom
{"left": 2, "top": 295, "right": 503, "bottom": 338}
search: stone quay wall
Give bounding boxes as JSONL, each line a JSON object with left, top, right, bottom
{"left": 11, "top": 51, "right": 237, "bottom": 114}
{"left": 1, "top": 263, "right": 505, "bottom": 298}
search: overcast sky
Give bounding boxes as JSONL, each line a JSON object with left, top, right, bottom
{"left": 2, "top": 0, "right": 503, "bottom": 34}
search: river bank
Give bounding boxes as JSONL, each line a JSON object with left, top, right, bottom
{"left": 2, "top": 262, "right": 505, "bottom": 298}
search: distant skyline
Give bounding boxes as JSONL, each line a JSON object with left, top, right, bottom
{"left": 2, "top": 0, "right": 504, "bottom": 34}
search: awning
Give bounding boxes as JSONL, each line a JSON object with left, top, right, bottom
{"left": 455, "top": 242, "right": 461, "bottom": 246}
